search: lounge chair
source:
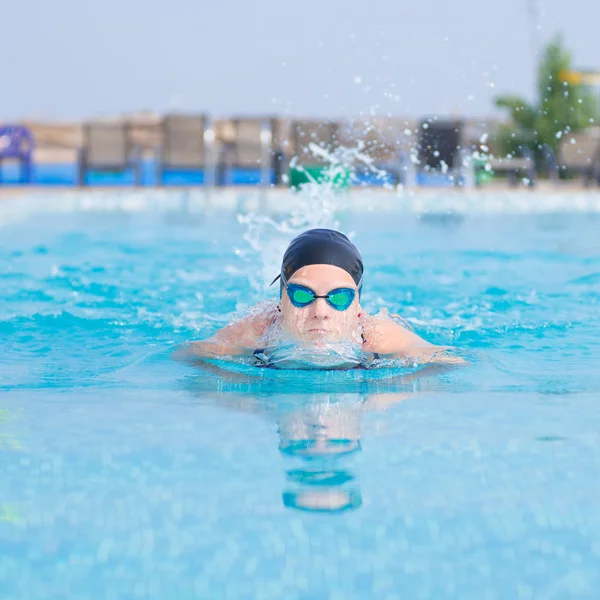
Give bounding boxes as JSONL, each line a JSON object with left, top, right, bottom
{"left": 0, "top": 124, "right": 35, "bottom": 184}
{"left": 415, "top": 119, "right": 469, "bottom": 186}
{"left": 218, "top": 117, "right": 281, "bottom": 186}
{"left": 156, "top": 114, "right": 214, "bottom": 185}
{"left": 286, "top": 120, "right": 344, "bottom": 189}
{"left": 78, "top": 121, "right": 140, "bottom": 186}
{"left": 559, "top": 127, "right": 600, "bottom": 186}
{"left": 417, "top": 119, "right": 463, "bottom": 171}
{"left": 486, "top": 153, "right": 536, "bottom": 187}
{"left": 341, "top": 118, "right": 416, "bottom": 186}
{"left": 290, "top": 120, "right": 340, "bottom": 164}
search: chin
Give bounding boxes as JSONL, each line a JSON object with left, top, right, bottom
{"left": 303, "top": 329, "right": 341, "bottom": 342}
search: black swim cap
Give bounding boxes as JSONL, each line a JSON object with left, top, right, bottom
{"left": 272, "top": 228, "right": 364, "bottom": 286}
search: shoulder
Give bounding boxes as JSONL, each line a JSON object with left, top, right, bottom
{"left": 175, "top": 301, "right": 278, "bottom": 360}
{"left": 360, "top": 310, "right": 466, "bottom": 365}
{"left": 360, "top": 310, "right": 434, "bottom": 356}
{"left": 218, "top": 300, "right": 278, "bottom": 343}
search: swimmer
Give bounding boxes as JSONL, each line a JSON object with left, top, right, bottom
{"left": 178, "top": 228, "right": 463, "bottom": 365}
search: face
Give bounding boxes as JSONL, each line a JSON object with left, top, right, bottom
{"left": 278, "top": 403, "right": 361, "bottom": 457}
{"left": 279, "top": 264, "right": 361, "bottom": 343}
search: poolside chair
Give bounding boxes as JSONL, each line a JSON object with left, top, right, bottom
{"left": 290, "top": 120, "right": 340, "bottom": 165}
{"left": 218, "top": 117, "right": 282, "bottom": 186}
{"left": 285, "top": 120, "right": 345, "bottom": 189}
{"left": 78, "top": 121, "right": 140, "bottom": 186}
{"left": 156, "top": 114, "right": 214, "bottom": 185}
{"left": 483, "top": 141, "right": 536, "bottom": 187}
{"left": 414, "top": 119, "right": 471, "bottom": 186}
{"left": 486, "top": 154, "right": 536, "bottom": 187}
{"left": 417, "top": 119, "right": 463, "bottom": 170}
{"left": 0, "top": 124, "right": 35, "bottom": 184}
{"left": 340, "top": 117, "right": 416, "bottom": 186}
{"left": 559, "top": 127, "right": 600, "bottom": 186}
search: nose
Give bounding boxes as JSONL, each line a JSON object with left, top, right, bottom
{"left": 311, "top": 297, "right": 331, "bottom": 319}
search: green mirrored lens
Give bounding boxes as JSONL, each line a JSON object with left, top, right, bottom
{"left": 328, "top": 291, "right": 352, "bottom": 308}
{"left": 292, "top": 288, "right": 314, "bottom": 305}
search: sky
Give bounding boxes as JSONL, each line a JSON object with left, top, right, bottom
{"left": 1, "top": 0, "right": 598, "bottom": 121}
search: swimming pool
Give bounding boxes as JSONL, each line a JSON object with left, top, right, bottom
{"left": 2, "top": 189, "right": 600, "bottom": 599}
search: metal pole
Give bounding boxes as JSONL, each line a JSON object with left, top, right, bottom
{"left": 527, "top": 0, "right": 541, "bottom": 99}
{"left": 203, "top": 118, "right": 216, "bottom": 188}
{"left": 260, "top": 119, "right": 273, "bottom": 188}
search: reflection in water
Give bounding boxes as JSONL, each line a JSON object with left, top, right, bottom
{"left": 278, "top": 398, "right": 364, "bottom": 513}
{"left": 283, "top": 488, "right": 362, "bottom": 513}
{"left": 180, "top": 360, "right": 461, "bottom": 513}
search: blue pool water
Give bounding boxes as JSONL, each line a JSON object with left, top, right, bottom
{"left": 2, "top": 190, "right": 600, "bottom": 599}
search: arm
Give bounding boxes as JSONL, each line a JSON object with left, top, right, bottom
{"left": 173, "top": 304, "right": 276, "bottom": 361}
{"left": 361, "top": 312, "right": 465, "bottom": 365}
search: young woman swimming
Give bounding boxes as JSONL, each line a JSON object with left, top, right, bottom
{"left": 179, "top": 228, "right": 458, "bottom": 365}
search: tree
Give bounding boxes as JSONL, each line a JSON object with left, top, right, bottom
{"left": 494, "top": 36, "right": 598, "bottom": 159}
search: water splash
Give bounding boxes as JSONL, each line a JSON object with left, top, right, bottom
{"left": 254, "top": 341, "right": 375, "bottom": 370}
{"left": 293, "top": 140, "right": 393, "bottom": 192}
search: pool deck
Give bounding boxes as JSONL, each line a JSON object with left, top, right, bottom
{"left": 1, "top": 181, "right": 598, "bottom": 220}
{"left": 0, "top": 180, "right": 597, "bottom": 200}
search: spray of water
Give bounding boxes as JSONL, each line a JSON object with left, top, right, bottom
{"left": 237, "top": 139, "right": 395, "bottom": 295}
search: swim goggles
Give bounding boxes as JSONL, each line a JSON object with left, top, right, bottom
{"left": 281, "top": 272, "right": 361, "bottom": 311}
